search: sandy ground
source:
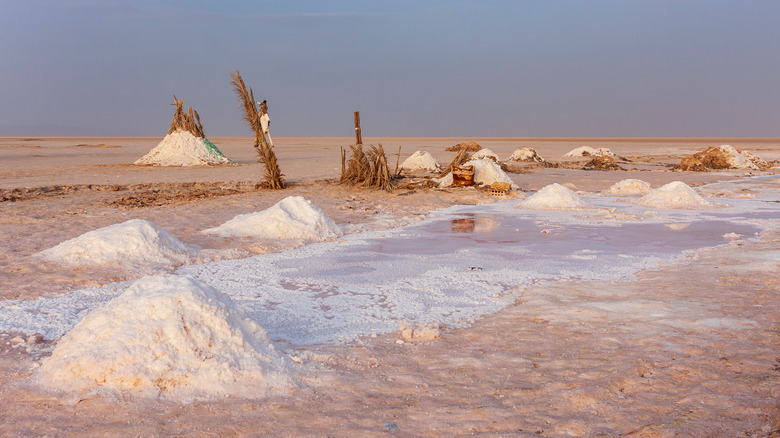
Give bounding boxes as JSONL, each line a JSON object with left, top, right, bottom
{"left": 0, "top": 136, "right": 778, "bottom": 436}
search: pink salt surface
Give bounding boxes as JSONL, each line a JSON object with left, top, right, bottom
{"left": 0, "top": 137, "right": 778, "bottom": 436}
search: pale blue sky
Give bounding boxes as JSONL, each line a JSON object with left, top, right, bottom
{"left": 1, "top": 1, "right": 778, "bottom": 137}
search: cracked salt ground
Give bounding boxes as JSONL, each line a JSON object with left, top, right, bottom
{"left": 1, "top": 177, "right": 777, "bottom": 348}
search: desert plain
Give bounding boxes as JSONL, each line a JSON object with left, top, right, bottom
{"left": 0, "top": 136, "right": 778, "bottom": 437}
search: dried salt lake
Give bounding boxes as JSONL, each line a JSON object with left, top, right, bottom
{"left": 1, "top": 177, "right": 777, "bottom": 348}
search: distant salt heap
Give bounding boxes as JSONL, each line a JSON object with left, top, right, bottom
{"left": 438, "top": 159, "right": 515, "bottom": 188}
{"left": 38, "top": 275, "right": 293, "bottom": 401}
{"left": 135, "top": 131, "right": 230, "bottom": 166}
{"left": 470, "top": 148, "right": 500, "bottom": 162}
{"left": 638, "top": 181, "right": 712, "bottom": 209}
{"left": 678, "top": 145, "right": 769, "bottom": 171}
{"left": 508, "top": 147, "right": 544, "bottom": 162}
{"left": 564, "top": 146, "right": 613, "bottom": 158}
{"left": 518, "top": 183, "right": 592, "bottom": 210}
{"left": 400, "top": 151, "right": 440, "bottom": 171}
{"left": 606, "top": 179, "right": 652, "bottom": 196}
{"left": 204, "top": 196, "right": 342, "bottom": 240}
{"left": 36, "top": 219, "right": 195, "bottom": 269}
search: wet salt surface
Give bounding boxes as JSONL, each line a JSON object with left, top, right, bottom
{"left": 0, "top": 177, "right": 778, "bottom": 347}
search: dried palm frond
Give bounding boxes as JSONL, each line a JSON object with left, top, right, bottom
{"left": 230, "top": 70, "right": 284, "bottom": 189}
{"left": 340, "top": 144, "right": 393, "bottom": 191}
{"left": 167, "top": 95, "right": 205, "bottom": 137}
{"left": 255, "top": 143, "right": 285, "bottom": 189}
{"left": 439, "top": 147, "right": 473, "bottom": 177}
{"left": 229, "top": 71, "right": 261, "bottom": 136}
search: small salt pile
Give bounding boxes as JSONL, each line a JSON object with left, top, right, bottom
{"left": 37, "top": 275, "right": 294, "bottom": 401}
{"left": 606, "top": 179, "right": 652, "bottom": 196}
{"left": 204, "top": 196, "right": 342, "bottom": 240}
{"left": 518, "top": 183, "right": 592, "bottom": 210}
{"left": 564, "top": 146, "right": 613, "bottom": 158}
{"left": 508, "top": 147, "right": 544, "bottom": 162}
{"left": 36, "top": 219, "right": 195, "bottom": 269}
{"left": 135, "top": 131, "right": 230, "bottom": 166}
{"left": 700, "top": 145, "right": 767, "bottom": 170}
{"left": 437, "top": 159, "right": 515, "bottom": 188}
{"left": 470, "top": 148, "right": 500, "bottom": 161}
{"left": 399, "top": 151, "right": 440, "bottom": 171}
{"left": 638, "top": 181, "right": 712, "bottom": 209}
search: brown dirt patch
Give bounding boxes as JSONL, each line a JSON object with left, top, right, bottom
{"left": 583, "top": 155, "right": 624, "bottom": 170}
{"left": 445, "top": 141, "right": 482, "bottom": 152}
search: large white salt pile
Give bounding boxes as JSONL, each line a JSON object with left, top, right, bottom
{"left": 638, "top": 181, "right": 712, "bottom": 209}
{"left": 38, "top": 275, "right": 293, "bottom": 401}
{"left": 518, "top": 183, "right": 592, "bottom": 210}
{"left": 204, "top": 196, "right": 342, "bottom": 240}
{"left": 508, "top": 147, "right": 544, "bottom": 162}
{"left": 36, "top": 219, "right": 195, "bottom": 269}
{"left": 606, "top": 179, "right": 652, "bottom": 196}
{"left": 438, "top": 159, "right": 515, "bottom": 188}
{"left": 564, "top": 146, "right": 613, "bottom": 158}
{"left": 135, "top": 131, "right": 230, "bottom": 166}
{"left": 399, "top": 151, "right": 440, "bottom": 171}
{"left": 470, "top": 148, "right": 500, "bottom": 161}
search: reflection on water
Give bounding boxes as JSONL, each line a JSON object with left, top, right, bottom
{"left": 450, "top": 214, "right": 501, "bottom": 233}
{"left": 451, "top": 218, "right": 475, "bottom": 233}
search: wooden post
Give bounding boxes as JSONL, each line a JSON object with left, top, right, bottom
{"left": 394, "top": 145, "right": 401, "bottom": 176}
{"left": 354, "top": 111, "right": 362, "bottom": 145}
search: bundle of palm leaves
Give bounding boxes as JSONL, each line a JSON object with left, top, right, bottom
{"left": 439, "top": 147, "right": 473, "bottom": 177}
{"left": 340, "top": 144, "right": 393, "bottom": 191}
{"left": 168, "top": 95, "right": 205, "bottom": 138}
{"left": 230, "top": 71, "right": 284, "bottom": 189}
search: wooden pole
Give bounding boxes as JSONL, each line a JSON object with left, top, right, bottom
{"left": 354, "top": 111, "right": 362, "bottom": 145}
{"left": 394, "top": 145, "right": 401, "bottom": 176}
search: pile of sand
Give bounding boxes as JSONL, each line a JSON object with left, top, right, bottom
{"left": 518, "top": 183, "right": 592, "bottom": 210}
{"left": 564, "top": 146, "right": 614, "bottom": 158}
{"left": 437, "top": 159, "right": 515, "bottom": 188}
{"left": 508, "top": 147, "right": 544, "bottom": 162}
{"left": 135, "top": 131, "right": 230, "bottom": 166}
{"left": 638, "top": 181, "right": 712, "bottom": 209}
{"left": 677, "top": 145, "right": 769, "bottom": 171}
{"left": 470, "top": 148, "right": 500, "bottom": 162}
{"left": 399, "top": 151, "right": 440, "bottom": 171}
{"left": 445, "top": 141, "right": 482, "bottom": 152}
{"left": 606, "top": 179, "right": 652, "bottom": 196}
{"left": 204, "top": 196, "right": 342, "bottom": 240}
{"left": 37, "top": 275, "right": 294, "bottom": 401}
{"left": 35, "top": 219, "right": 195, "bottom": 269}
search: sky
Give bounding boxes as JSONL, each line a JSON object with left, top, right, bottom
{"left": 1, "top": 0, "right": 779, "bottom": 138}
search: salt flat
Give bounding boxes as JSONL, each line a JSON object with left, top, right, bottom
{"left": 0, "top": 136, "right": 778, "bottom": 436}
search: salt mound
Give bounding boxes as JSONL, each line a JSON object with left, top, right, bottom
{"left": 508, "top": 147, "right": 544, "bottom": 162}
{"left": 470, "top": 148, "right": 500, "bottom": 162}
{"left": 564, "top": 146, "right": 613, "bottom": 158}
{"left": 38, "top": 275, "right": 293, "bottom": 401}
{"left": 438, "top": 159, "right": 515, "bottom": 188}
{"left": 606, "top": 179, "right": 652, "bottom": 196}
{"left": 135, "top": 131, "right": 230, "bottom": 166}
{"left": 638, "top": 181, "right": 712, "bottom": 209}
{"left": 204, "top": 196, "right": 342, "bottom": 240}
{"left": 518, "top": 183, "right": 592, "bottom": 210}
{"left": 400, "top": 151, "right": 440, "bottom": 171}
{"left": 36, "top": 219, "right": 195, "bottom": 269}
{"left": 695, "top": 145, "right": 768, "bottom": 170}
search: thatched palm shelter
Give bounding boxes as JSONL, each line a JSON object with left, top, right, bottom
{"left": 230, "top": 71, "right": 284, "bottom": 189}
